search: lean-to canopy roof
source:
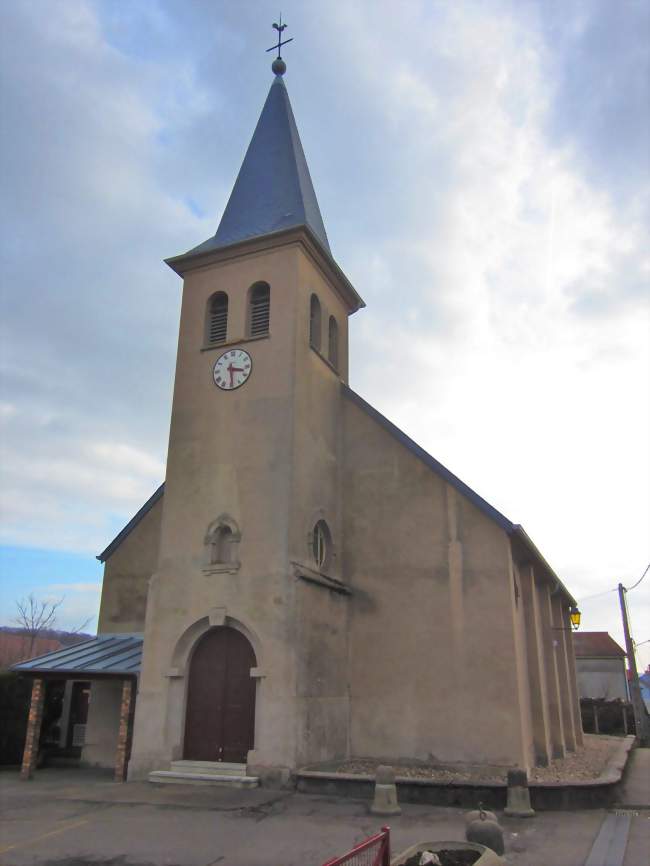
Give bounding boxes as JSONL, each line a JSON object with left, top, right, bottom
{"left": 11, "top": 634, "right": 143, "bottom": 677}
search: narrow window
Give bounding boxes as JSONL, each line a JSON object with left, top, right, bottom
{"left": 310, "top": 294, "right": 321, "bottom": 350}
{"left": 513, "top": 574, "right": 520, "bottom": 606}
{"left": 328, "top": 316, "right": 338, "bottom": 368}
{"left": 312, "top": 520, "right": 331, "bottom": 570}
{"left": 204, "top": 515, "right": 241, "bottom": 573}
{"left": 206, "top": 292, "right": 228, "bottom": 346}
{"left": 248, "top": 282, "right": 270, "bottom": 337}
{"left": 211, "top": 525, "right": 232, "bottom": 565}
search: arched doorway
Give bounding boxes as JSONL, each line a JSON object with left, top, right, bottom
{"left": 183, "top": 626, "right": 256, "bottom": 763}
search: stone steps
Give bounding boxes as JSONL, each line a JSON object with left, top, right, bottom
{"left": 170, "top": 760, "right": 247, "bottom": 776}
{"left": 149, "top": 760, "right": 259, "bottom": 788}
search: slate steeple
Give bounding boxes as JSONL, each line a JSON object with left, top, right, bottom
{"left": 166, "top": 48, "right": 364, "bottom": 312}
{"left": 185, "top": 71, "right": 331, "bottom": 258}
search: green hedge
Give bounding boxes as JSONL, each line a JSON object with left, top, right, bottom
{"left": 0, "top": 672, "right": 31, "bottom": 765}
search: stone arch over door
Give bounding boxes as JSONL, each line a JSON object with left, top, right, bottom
{"left": 183, "top": 626, "right": 257, "bottom": 763}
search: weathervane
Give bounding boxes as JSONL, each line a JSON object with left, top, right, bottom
{"left": 266, "top": 14, "right": 293, "bottom": 76}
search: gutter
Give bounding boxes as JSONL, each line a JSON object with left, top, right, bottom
{"left": 510, "top": 524, "right": 577, "bottom": 606}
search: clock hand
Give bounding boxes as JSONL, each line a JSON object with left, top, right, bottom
{"left": 227, "top": 363, "right": 244, "bottom": 386}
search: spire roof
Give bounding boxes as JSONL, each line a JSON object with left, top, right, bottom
{"left": 185, "top": 75, "right": 331, "bottom": 257}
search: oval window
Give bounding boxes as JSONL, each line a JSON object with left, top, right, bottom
{"left": 312, "top": 520, "right": 331, "bottom": 570}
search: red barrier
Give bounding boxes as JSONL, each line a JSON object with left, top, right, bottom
{"left": 321, "top": 826, "right": 391, "bottom": 866}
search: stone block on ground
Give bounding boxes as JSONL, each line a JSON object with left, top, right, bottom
{"left": 464, "top": 805, "right": 498, "bottom": 826}
{"left": 504, "top": 768, "right": 535, "bottom": 817}
{"left": 369, "top": 764, "right": 401, "bottom": 816}
{"left": 466, "top": 816, "right": 505, "bottom": 856}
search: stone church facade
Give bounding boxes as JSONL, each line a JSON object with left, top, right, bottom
{"left": 84, "top": 65, "right": 583, "bottom": 782}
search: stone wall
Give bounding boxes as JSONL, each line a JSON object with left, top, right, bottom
{"left": 342, "top": 395, "right": 531, "bottom": 768}
{"left": 82, "top": 680, "right": 123, "bottom": 767}
{"left": 98, "top": 496, "right": 163, "bottom": 634}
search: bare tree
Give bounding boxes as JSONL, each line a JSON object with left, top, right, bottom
{"left": 13, "top": 593, "right": 94, "bottom": 658}
{"left": 64, "top": 615, "right": 93, "bottom": 643}
{"left": 14, "top": 594, "right": 64, "bottom": 656}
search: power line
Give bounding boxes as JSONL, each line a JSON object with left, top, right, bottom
{"left": 627, "top": 562, "right": 649, "bottom": 592}
{"left": 576, "top": 562, "right": 649, "bottom": 603}
{"left": 618, "top": 582, "right": 650, "bottom": 739}
{"left": 576, "top": 588, "right": 617, "bottom": 603}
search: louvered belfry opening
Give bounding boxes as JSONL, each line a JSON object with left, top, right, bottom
{"left": 248, "top": 282, "right": 270, "bottom": 337}
{"left": 207, "top": 291, "right": 228, "bottom": 345}
{"left": 310, "top": 293, "right": 321, "bottom": 350}
{"left": 328, "top": 316, "right": 338, "bottom": 369}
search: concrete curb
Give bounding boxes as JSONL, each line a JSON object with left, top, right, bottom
{"left": 296, "top": 737, "right": 636, "bottom": 811}
{"left": 391, "top": 840, "right": 504, "bottom": 866}
{"left": 612, "top": 741, "right": 650, "bottom": 810}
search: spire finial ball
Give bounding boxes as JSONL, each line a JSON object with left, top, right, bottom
{"left": 272, "top": 57, "right": 286, "bottom": 76}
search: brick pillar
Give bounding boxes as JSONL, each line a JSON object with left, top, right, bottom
{"left": 114, "top": 679, "right": 135, "bottom": 783}
{"left": 21, "top": 678, "right": 45, "bottom": 780}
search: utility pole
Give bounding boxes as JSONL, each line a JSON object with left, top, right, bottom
{"left": 618, "top": 582, "right": 649, "bottom": 742}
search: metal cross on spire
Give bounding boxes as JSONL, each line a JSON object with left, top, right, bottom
{"left": 266, "top": 15, "right": 293, "bottom": 76}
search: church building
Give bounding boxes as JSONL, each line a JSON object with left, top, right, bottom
{"left": 15, "top": 52, "right": 583, "bottom": 786}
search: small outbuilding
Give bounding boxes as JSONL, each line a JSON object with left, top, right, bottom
{"left": 12, "top": 635, "right": 141, "bottom": 780}
{"left": 573, "top": 632, "right": 629, "bottom": 702}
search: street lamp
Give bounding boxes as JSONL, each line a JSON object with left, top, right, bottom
{"left": 570, "top": 607, "right": 581, "bottom": 631}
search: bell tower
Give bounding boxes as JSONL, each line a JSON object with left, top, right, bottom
{"left": 128, "top": 40, "right": 365, "bottom": 779}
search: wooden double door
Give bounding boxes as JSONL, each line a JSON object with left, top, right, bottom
{"left": 183, "top": 626, "right": 256, "bottom": 763}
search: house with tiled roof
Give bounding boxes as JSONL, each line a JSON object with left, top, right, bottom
{"left": 573, "top": 632, "right": 629, "bottom": 702}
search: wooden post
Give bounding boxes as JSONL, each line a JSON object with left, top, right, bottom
{"left": 114, "top": 679, "right": 134, "bottom": 782}
{"left": 593, "top": 702, "right": 600, "bottom": 735}
{"left": 618, "top": 583, "right": 650, "bottom": 741}
{"left": 21, "top": 678, "right": 45, "bottom": 780}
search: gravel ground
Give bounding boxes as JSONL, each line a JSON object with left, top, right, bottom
{"left": 529, "top": 734, "right": 618, "bottom": 783}
{"left": 330, "top": 734, "right": 620, "bottom": 784}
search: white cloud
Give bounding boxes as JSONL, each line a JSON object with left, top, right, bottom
{"left": 1, "top": 1, "right": 648, "bottom": 667}
{"left": 340, "top": 1, "right": 649, "bottom": 665}
{"left": 0, "top": 403, "right": 18, "bottom": 421}
{"left": 11, "top": 583, "right": 101, "bottom": 633}
{"left": 47, "top": 582, "right": 102, "bottom": 593}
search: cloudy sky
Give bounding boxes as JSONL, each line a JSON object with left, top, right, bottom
{"left": 1, "top": 1, "right": 648, "bottom": 667}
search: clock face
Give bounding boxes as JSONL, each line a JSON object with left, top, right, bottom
{"left": 213, "top": 348, "right": 252, "bottom": 391}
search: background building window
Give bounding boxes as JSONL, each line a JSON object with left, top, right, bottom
{"left": 310, "top": 294, "right": 321, "bottom": 350}
{"left": 328, "top": 316, "right": 338, "bottom": 368}
{"left": 206, "top": 292, "right": 228, "bottom": 345}
{"left": 248, "top": 282, "right": 270, "bottom": 337}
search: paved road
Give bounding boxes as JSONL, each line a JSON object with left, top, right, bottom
{"left": 617, "top": 747, "right": 650, "bottom": 809}
{"left": 0, "top": 767, "right": 647, "bottom": 865}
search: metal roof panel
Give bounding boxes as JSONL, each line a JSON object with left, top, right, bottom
{"left": 11, "top": 635, "right": 143, "bottom": 676}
